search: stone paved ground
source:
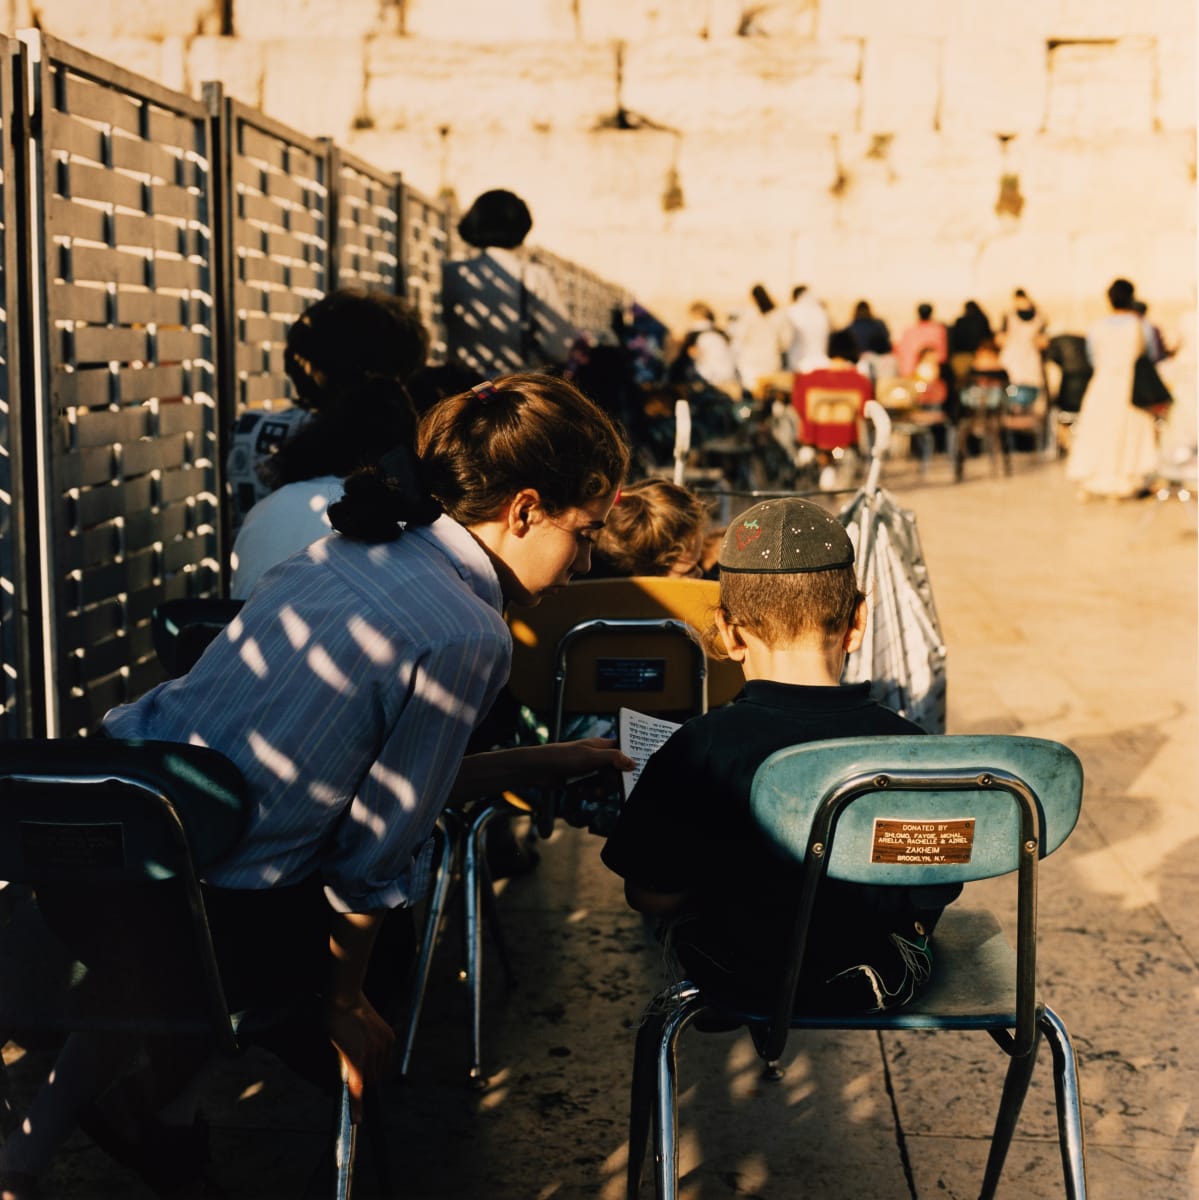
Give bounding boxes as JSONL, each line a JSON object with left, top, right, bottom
{"left": 7, "top": 448, "right": 1197, "bottom": 1199}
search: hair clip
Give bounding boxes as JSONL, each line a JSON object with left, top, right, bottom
{"left": 471, "top": 381, "right": 498, "bottom": 401}
{"left": 612, "top": 488, "right": 623, "bottom": 505}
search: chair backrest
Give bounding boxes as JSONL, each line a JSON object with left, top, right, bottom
{"left": 800, "top": 387, "right": 864, "bottom": 448}
{"left": 0, "top": 738, "right": 251, "bottom": 1045}
{"left": 960, "top": 383, "right": 1005, "bottom": 412}
{"left": 749, "top": 734, "right": 1083, "bottom": 1057}
{"left": 874, "top": 377, "right": 919, "bottom": 413}
{"left": 152, "top": 598, "right": 246, "bottom": 678}
{"left": 506, "top": 577, "right": 744, "bottom": 728}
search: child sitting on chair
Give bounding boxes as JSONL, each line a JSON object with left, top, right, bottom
{"left": 601, "top": 497, "right": 960, "bottom": 1013}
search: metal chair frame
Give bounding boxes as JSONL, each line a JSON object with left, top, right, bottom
{"left": 0, "top": 739, "right": 367, "bottom": 1198}
{"left": 400, "top": 579, "right": 736, "bottom": 1087}
{"left": 626, "top": 734, "right": 1087, "bottom": 1200}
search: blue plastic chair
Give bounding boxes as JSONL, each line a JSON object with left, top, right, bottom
{"left": 626, "top": 734, "right": 1087, "bottom": 1200}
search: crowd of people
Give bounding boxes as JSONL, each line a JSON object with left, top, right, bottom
{"left": 0, "top": 259, "right": 1178, "bottom": 1197}
{"left": 650, "top": 280, "right": 1177, "bottom": 499}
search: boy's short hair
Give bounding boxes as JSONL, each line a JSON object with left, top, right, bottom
{"left": 716, "top": 498, "right": 863, "bottom": 645}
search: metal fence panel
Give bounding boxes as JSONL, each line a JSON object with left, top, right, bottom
{"left": 22, "top": 33, "right": 218, "bottom": 736}
{"left": 210, "top": 90, "right": 329, "bottom": 420}
{"left": 399, "top": 182, "right": 448, "bottom": 365}
{"left": 330, "top": 145, "right": 400, "bottom": 295}
{"left": 0, "top": 38, "right": 30, "bottom": 738}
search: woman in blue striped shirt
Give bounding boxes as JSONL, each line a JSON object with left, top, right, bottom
{"left": 1, "top": 374, "right": 632, "bottom": 1200}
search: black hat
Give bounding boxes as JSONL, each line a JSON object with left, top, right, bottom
{"left": 718, "top": 497, "right": 854, "bottom": 574}
{"left": 457, "top": 189, "right": 533, "bottom": 250}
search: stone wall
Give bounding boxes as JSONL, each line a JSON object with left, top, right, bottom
{"left": 6, "top": 0, "right": 1196, "bottom": 412}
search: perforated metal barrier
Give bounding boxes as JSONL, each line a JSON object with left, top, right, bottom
{"left": 0, "top": 34, "right": 625, "bottom": 738}
{"left": 23, "top": 33, "right": 219, "bottom": 736}
{"left": 0, "top": 38, "right": 30, "bottom": 739}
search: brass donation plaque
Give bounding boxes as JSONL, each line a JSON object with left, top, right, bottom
{"left": 870, "top": 818, "right": 975, "bottom": 865}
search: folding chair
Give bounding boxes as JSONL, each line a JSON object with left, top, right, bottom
{"left": 398, "top": 577, "right": 744, "bottom": 1087}
{"left": 151, "top": 598, "right": 246, "bottom": 678}
{"left": 0, "top": 738, "right": 367, "bottom": 1199}
{"left": 627, "top": 734, "right": 1087, "bottom": 1200}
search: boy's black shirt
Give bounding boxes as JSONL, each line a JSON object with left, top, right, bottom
{"left": 602, "top": 679, "right": 961, "bottom": 1008}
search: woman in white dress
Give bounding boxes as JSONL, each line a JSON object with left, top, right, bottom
{"left": 1066, "top": 278, "right": 1158, "bottom": 499}
{"left": 996, "top": 288, "right": 1048, "bottom": 392}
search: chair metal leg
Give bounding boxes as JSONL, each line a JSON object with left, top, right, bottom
{"left": 1040, "top": 1006, "right": 1088, "bottom": 1200}
{"left": 651, "top": 986, "right": 705, "bottom": 1200}
{"left": 627, "top": 1008, "right": 668, "bottom": 1199}
{"left": 395, "top": 812, "right": 458, "bottom": 1079}
{"left": 979, "top": 1021, "right": 1043, "bottom": 1200}
{"left": 361, "top": 1083, "right": 394, "bottom": 1197}
{"left": 334, "top": 1072, "right": 357, "bottom": 1200}
{"left": 463, "top": 801, "right": 513, "bottom": 1087}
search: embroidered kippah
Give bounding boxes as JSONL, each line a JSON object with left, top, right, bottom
{"left": 471, "top": 381, "right": 498, "bottom": 401}
{"left": 718, "top": 496, "right": 854, "bottom": 575}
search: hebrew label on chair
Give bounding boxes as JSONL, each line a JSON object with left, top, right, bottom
{"left": 870, "top": 818, "right": 975, "bottom": 864}
{"left": 19, "top": 821, "right": 126, "bottom": 869}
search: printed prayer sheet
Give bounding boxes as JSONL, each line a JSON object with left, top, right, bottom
{"left": 618, "top": 707, "right": 681, "bottom": 799}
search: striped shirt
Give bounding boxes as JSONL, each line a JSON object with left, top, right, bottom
{"left": 104, "top": 515, "right": 512, "bottom": 912}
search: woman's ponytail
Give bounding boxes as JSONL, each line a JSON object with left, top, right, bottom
{"left": 327, "top": 444, "right": 442, "bottom": 542}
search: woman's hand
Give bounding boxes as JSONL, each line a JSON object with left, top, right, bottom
{"left": 453, "top": 739, "right": 634, "bottom": 799}
{"left": 517, "top": 738, "right": 635, "bottom": 787}
{"left": 325, "top": 991, "right": 395, "bottom": 1123}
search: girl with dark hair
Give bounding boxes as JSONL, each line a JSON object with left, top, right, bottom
{"left": 1, "top": 374, "right": 632, "bottom": 1199}
{"left": 228, "top": 289, "right": 432, "bottom": 597}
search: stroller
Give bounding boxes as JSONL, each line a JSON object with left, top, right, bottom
{"left": 838, "top": 402, "right": 948, "bottom": 732}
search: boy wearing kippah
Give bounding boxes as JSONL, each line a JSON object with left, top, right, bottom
{"left": 601, "top": 497, "right": 960, "bottom": 1012}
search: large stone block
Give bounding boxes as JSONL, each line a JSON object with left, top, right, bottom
{"left": 365, "top": 38, "right": 617, "bottom": 133}
{"left": 233, "top": 0, "right": 389, "bottom": 40}
{"left": 1052, "top": 0, "right": 1194, "bottom": 39}
{"left": 34, "top": 0, "right": 218, "bottom": 39}
{"left": 859, "top": 36, "right": 940, "bottom": 133}
{"left": 1156, "top": 35, "right": 1197, "bottom": 132}
{"left": 403, "top": 0, "right": 576, "bottom": 42}
{"left": 260, "top": 38, "right": 365, "bottom": 140}
{"left": 940, "top": 36, "right": 1048, "bottom": 135}
{"left": 1009, "top": 132, "right": 1194, "bottom": 235}
{"left": 1045, "top": 39, "right": 1156, "bottom": 135}
{"left": 738, "top": 0, "right": 820, "bottom": 38}
{"left": 820, "top": 0, "right": 1053, "bottom": 41}
{"left": 821, "top": 131, "right": 1005, "bottom": 248}
{"left": 577, "top": 0, "right": 742, "bottom": 41}
{"left": 622, "top": 36, "right": 860, "bottom": 134}
{"left": 667, "top": 128, "right": 838, "bottom": 231}
{"left": 188, "top": 35, "right": 265, "bottom": 106}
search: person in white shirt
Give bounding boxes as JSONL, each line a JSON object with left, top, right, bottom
{"left": 784, "top": 284, "right": 831, "bottom": 374}
{"left": 228, "top": 290, "right": 431, "bottom": 597}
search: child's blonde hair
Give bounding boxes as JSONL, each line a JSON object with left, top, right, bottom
{"left": 592, "top": 479, "right": 711, "bottom": 577}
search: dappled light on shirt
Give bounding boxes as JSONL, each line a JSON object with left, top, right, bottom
{"left": 307, "top": 644, "right": 355, "bottom": 695}
{"left": 247, "top": 730, "right": 298, "bottom": 784}
{"left": 238, "top": 637, "right": 268, "bottom": 679}
{"left": 280, "top": 605, "right": 311, "bottom": 650}
{"left": 347, "top": 615, "right": 395, "bottom": 665}
{"left": 307, "top": 779, "right": 339, "bottom": 805}
{"left": 418, "top": 670, "right": 480, "bottom": 722}
{"left": 364, "top": 759, "right": 418, "bottom": 815}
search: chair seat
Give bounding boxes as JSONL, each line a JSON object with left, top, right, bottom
{"left": 704, "top": 907, "right": 1021, "bottom": 1033}
{"left": 802, "top": 907, "right": 1021, "bottom": 1029}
